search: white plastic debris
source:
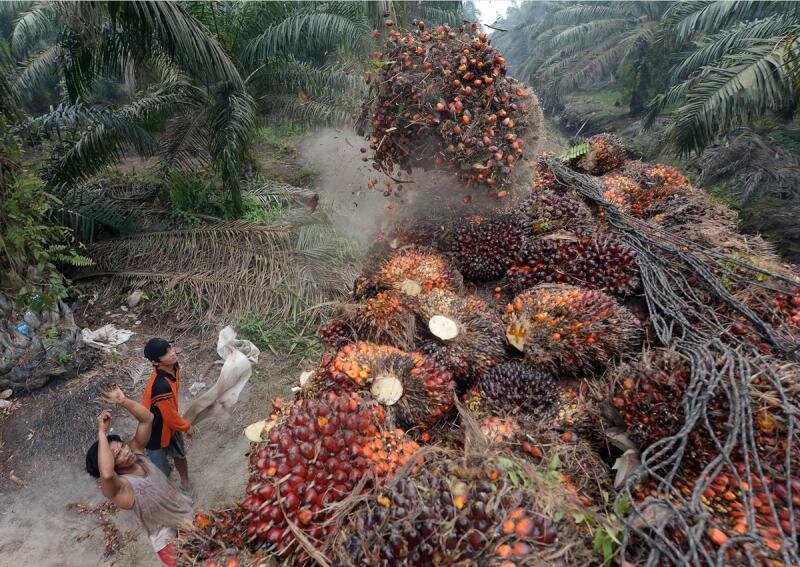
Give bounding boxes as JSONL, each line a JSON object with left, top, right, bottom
{"left": 81, "top": 324, "right": 134, "bottom": 352}
{"left": 184, "top": 326, "right": 260, "bottom": 424}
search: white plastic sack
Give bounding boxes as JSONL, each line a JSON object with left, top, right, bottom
{"left": 81, "top": 324, "right": 134, "bottom": 352}
{"left": 184, "top": 326, "right": 259, "bottom": 424}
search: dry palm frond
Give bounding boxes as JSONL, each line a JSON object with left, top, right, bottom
{"left": 75, "top": 220, "right": 354, "bottom": 325}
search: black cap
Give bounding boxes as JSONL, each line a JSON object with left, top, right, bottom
{"left": 143, "top": 337, "right": 170, "bottom": 361}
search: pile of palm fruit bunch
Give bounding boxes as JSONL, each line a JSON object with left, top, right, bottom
{"left": 177, "top": 21, "right": 800, "bottom": 567}
{"left": 357, "top": 20, "right": 534, "bottom": 193}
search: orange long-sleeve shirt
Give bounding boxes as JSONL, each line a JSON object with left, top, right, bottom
{"left": 142, "top": 364, "right": 190, "bottom": 449}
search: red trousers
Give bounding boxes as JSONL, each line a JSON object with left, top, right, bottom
{"left": 157, "top": 544, "right": 177, "bottom": 567}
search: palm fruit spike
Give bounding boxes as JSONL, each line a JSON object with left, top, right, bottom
{"left": 450, "top": 213, "right": 526, "bottom": 282}
{"left": 477, "top": 361, "right": 559, "bottom": 415}
{"left": 506, "top": 232, "right": 639, "bottom": 296}
{"left": 415, "top": 289, "right": 507, "bottom": 387}
{"left": 327, "top": 341, "right": 455, "bottom": 428}
{"left": 504, "top": 284, "right": 642, "bottom": 375}
{"left": 521, "top": 189, "right": 593, "bottom": 235}
{"left": 375, "top": 247, "right": 462, "bottom": 296}
{"left": 572, "top": 133, "right": 625, "bottom": 176}
{"left": 336, "top": 451, "right": 592, "bottom": 566}
{"left": 242, "top": 391, "right": 416, "bottom": 564}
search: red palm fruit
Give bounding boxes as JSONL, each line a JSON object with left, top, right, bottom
{"left": 450, "top": 214, "right": 526, "bottom": 282}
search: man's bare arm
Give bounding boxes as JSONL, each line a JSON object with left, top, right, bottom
{"left": 101, "top": 384, "right": 153, "bottom": 453}
{"left": 96, "top": 410, "right": 134, "bottom": 509}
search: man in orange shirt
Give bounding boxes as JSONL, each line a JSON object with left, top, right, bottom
{"left": 142, "top": 338, "right": 194, "bottom": 493}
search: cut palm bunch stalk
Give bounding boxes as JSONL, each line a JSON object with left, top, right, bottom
{"left": 449, "top": 213, "right": 526, "bottom": 282}
{"left": 414, "top": 289, "right": 506, "bottom": 388}
{"left": 334, "top": 444, "right": 598, "bottom": 566}
{"left": 504, "top": 284, "right": 642, "bottom": 375}
{"left": 75, "top": 221, "right": 352, "bottom": 324}
{"left": 506, "top": 231, "right": 639, "bottom": 296}
{"left": 358, "top": 21, "right": 537, "bottom": 192}
{"left": 373, "top": 247, "right": 463, "bottom": 296}
{"left": 303, "top": 342, "right": 454, "bottom": 430}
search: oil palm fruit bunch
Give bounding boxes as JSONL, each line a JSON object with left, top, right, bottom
{"left": 319, "top": 319, "right": 356, "bottom": 351}
{"left": 600, "top": 174, "right": 639, "bottom": 214}
{"left": 336, "top": 451, "right": 591, "bottom": 566}
{"left": 241, "top": 392, "right": 415, "bottom": 564}
{"left": 358, "top": 21, "right": 533, "bottom": 190}
{"left": 450, "top": 214, "right": 526, "bottom": 281}
{"left": 331, "top": 291, "right": 417, "bottom": 350}
{"left": 571, "top": 134, "right": 625, "bottom": 176}
{"left": 327, "top": 341, "right": 455, "bottom": 428}
{"left": 611, "top": 349, "right": 727, "bottom": 471}
{"left": 520, "top": 189, "right": 592, "bottom": 235}
{"left": 376, "top": 248, "right": 462, "bottom": 296}
{"left": 504, "top": 284, "right": 642, "bottom": 375}
{"left": 644, "top": 164, "right": 689, "bottom": 193}
{"left": 506, "top": 232, "right": 639, "bottom": 296}
{"left": 477, "top": 361, "right": 559, "bottom": 416}
{"left": 415, "top": 289, "right": 506, "bottom": 387}
{"left": 532, "top": 155, "right": 566, "bottom": 193}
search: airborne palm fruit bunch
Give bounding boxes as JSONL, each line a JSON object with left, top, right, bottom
{"left": 416, "top": 289, "right": 506, "bottom": 387}
{"left": 450, "top": 214, "right": 526, "bottom": 281}
{"left": 337, "top": 452, "right": 592, "bottom": 566}
{"left": 520, "top": 189, "right": 592, "bottom": 235}
{"left": 326, "top": 341, "right": 455, "bottom": 428}
{"left": 477, "top": 361, "right": 559, "bottom": 416}
{"left": 359, "top": 21, "right": 532, "bottom": 189}
{"left": 507, "top": 232, "right": 639, "bottom": 296}
{"left": 375, "top": 248, "right": 462, "bottom": 296}
{"left": 242, "top": 392, "right": 418, "bottom": 565}
{"left": 504, "top": 284, "right": 642, "bottom": 375}
{"left": 572, "top": 133, "right": 625, "bottom": 176}
{"left": 611, "top": 349, "right": 729, "bottom": 471}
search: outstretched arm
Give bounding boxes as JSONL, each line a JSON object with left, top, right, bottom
{"left": 96, "top": 410, "right": 134, "bottom": 509}
{"left": 101, "top": 384, "right": 153, "bottom": 453}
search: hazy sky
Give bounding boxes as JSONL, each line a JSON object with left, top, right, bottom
{"left": 475, "top": 0, "right": 515, "bottom": 26}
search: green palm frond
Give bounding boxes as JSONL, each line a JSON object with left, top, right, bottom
{"left": 671, "top": 15, "right": 795, "bottom": 82}
{"left": 245, "top": 4, "right": 369, "bottom": 66}
{"left": 12, "top": 43, "right": 63, "bottom": 98}
{"left": 663, "top": 39, "right": 788, "bottom": 154}
{"left": 248, "top": 180, "right": 316, "bottom": 208}
{"left": 49, "top": 183, "right": 141, "bottom": 242}
{"left": 9, "top": 0, "right": 64, "bottom": 57}
{"left": 664, "top": 0, "right": 796, "bottom": 45}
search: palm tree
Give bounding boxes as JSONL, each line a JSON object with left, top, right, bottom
{"left": 8, "top": 1, "right": 254, "bottom": 215}
{"left": 645, "top": 1, "right": 800, "bottom": 154}
{"left": 493, "top": 1, "right": 670, "bottom": 114}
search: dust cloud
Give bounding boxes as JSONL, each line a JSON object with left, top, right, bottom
{"left": 298, "top": 127, "right": 540, "bottom": 252}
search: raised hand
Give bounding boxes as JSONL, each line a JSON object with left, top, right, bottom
{"left": 97, "top": 409, "right": 112, "bottom": 433}
{"left": 101, "top": 383, "right": 126, "bottom": 405}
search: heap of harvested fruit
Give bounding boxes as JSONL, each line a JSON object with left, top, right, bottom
{"left": 325, "top": 341, "right": 455, "bottom": 428}
{"left": 358, "top": 22, "right": 533, "bottom": 189}
{"left": 570, "top": 133, "right": 625, "bottom": 176}
{"left": 415, "top": 289, "right": 506, "bottom": 386}
{"left": 476, "top": 360, "right": 559, "bottom": 415}
{"left": 375, "top": 248, "right": 462, "bottom": 296}
{"left": 449, "top": 214, "right": 525, "bottom": 281}
{"left": 336, "top": 451, "right": 593, "bottom": 566}
{"left": 520, "top": 189, "right": 592, "bottom": 235}
{"left": 504, "top": 284, "right": 642, "bottom": 374}
{"left": 506, "top": 232, "right": 639, "bottom": 295}
{"left": 241, "top": 392, "right": 414, "bottom": 564}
